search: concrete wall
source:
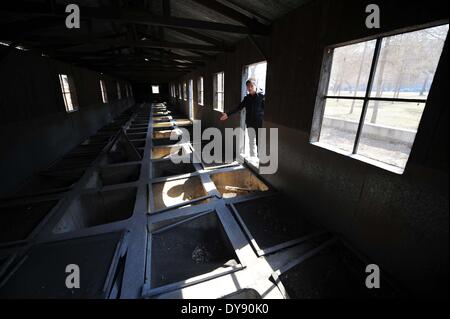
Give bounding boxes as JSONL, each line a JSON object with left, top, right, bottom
{"left": 0, "top": 48, "right": 134, "bottom": 197}
{"left": 169, "top": 0, "right": 449, "bottom": 297}
{"left": 323, "top": 116, "right": 417, "bottom": 144}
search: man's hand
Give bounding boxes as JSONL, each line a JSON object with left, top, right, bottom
{"left": 220, "top": 112, "right": 228, "bottom": 121}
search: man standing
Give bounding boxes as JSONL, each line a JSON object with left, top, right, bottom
{"left": 219, "top": 78, "right": 264, "bottom": 157}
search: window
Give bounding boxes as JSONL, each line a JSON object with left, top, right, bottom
{"left": 240, "top": 61, "right": 268, "bottom": 161}
{"left": 213, "top": 72, "right": 224, "bottom": 111}
{"left": 125, "top": 84, "right": 129, "bottom": 98}
{"left": 242, "top": 61, "right": 267, "bottom": 99}
{"left": 178, "top": 84, "right": 182, "bottom": 100}
{"left": 152, "top": 85, "right": 160, "bottom": 94}
{"left": 197, "top": 77, "right": 204, "bottom": 105}
{"left": 311, "top": 24, "right": 448, "bottom": 174}
{"left": 189, "top": 79, "right": 194, "bottom": 120}
{"left": 183, "top": 82, "right": 187, "bottom": 101}
{"left": 117, "top": 82, "right": 122, "bottom": 99}
{"left": 129, "top": 84, "right": 133, "bottom": 97}
{"left": 100, "top": 79, "right": 108, "bottom": 103}
{"left": 58, "top": 74, "right": 78, "bottom": 112}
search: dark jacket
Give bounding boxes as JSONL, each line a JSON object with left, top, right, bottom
{"left": 227, "top": 93, "right": 265, "bottom": 128}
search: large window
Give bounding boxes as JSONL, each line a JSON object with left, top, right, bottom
{"left": 58, "top": 74, "right": 78, "bottom": 113}
{"left": 197, "top": 76, "right": 204, "bottom": 106}
{"left": 100, "top": 79, "right": 108, "bottom": 103}
{"left": 152, "top": 85, "right": 160, "bottom": 94}
{"left": 239, "top": 61, "right": 268, "bottom": 161}
{"left": 311, "top": 24, "right": 448, "bottom": 174}
{"left": 213, "top": 72, "right": 224, "bottom": 112}
{"left": 242, "top": 61, "right": 267, "bottom": 99}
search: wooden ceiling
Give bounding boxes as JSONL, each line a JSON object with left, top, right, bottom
{"left": 0, "top": 0, "right": 309, "bottom": 83}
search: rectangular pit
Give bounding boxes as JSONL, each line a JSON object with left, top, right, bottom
{"left": 88, "top": 164, "right": 141, "bottom": 188}
{"left": 16, "top": 168, "right": 85, "bottom": 195}
{"left": 153, "top": 121, "right": 173, "bottom": 129}
{"left": 210, "top": 169, "right": 269, "bottom": 199}
{"left": 151, "top": 176, "right": 208, "bottom": 211}
{"left": 152, "top": 160, "right": 196, "bottom": 178}
{"left": 232, "top": 195, "right": 322, "bottom": 255}
{"left": 150, "top": 212, "right": 240, "bottom": 289}
{"left": 174, "top": 119, "right": 192, "bottom": 126}
{"left": 0, "top": 199, "right": 59, "bottom": 244}
{"left": 127, "top": 128, "right": 148, "bottom": 134}
{"left": 0, "top": 232, "right": 127, "bottom": 298}
{"left": 151, "top": 145, "right": 187, "bottom": 160}
{"left": 153, "top": 129, "right": 179, "bottom": 140}
{"left": 275, "top": 239, "right": 401, "bottom": 299}
{"left": 53, "top": 187, "right": 136, "bottom": 234}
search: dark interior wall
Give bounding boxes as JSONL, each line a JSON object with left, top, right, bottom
{"left": 0, "top": 48, "right": 134, "bottom": 197}
{"left": 169, "top": 0, "right": 449, "bottom": 297}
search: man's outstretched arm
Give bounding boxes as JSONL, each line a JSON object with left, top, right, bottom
{"left": 220, "top": 97, "right": 246, "bottom": 121}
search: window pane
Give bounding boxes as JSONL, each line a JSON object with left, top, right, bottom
{"left": 357, "top": 101, "right": 425, "bottom": 169}
{"left": 318, "top": 98, "right": 364, "bottom": 153}
{"left": 370, "top": 24, "right": 448, "bottom": 100}
{"left": 327, "top": 40, "right": 376, "bottom": 97}
{"left": 64, "top": 93, "right": 74, "bottom": 111}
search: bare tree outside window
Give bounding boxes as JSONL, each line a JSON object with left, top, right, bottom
{"left": 313, "top": 24, "right": 448, "bottom": 173}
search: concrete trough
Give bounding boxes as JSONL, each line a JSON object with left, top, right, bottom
{"left": 151, "top": 176, "right": 208, "bottom": 212}
{"left": 127, "top": 132, "right": 147, "bottom": 140}
{"left": 16, "top": 168, "right": 85, "bottom": 196}
{"left": 151, "top": 160, "right": 196, "bottom": 179}
{"left": 0, "top": 232, "right": 128, "bottom": 298}
{"left": 127, "top": 128, "right": 148, "bottom": 134}
{"left": 273, "top": 238, "right": 402, "bottom": 299}
{"left": 231, "top": 195, "right": 323, "bottom": 256}
{"left": 151, "top": 145, "right": 189, "bottom": 160}
{"left": 222, "top": 289, "right": 262, "bottom": 299}
{"left": 88, "top": 164, "right": 141, "bottom": 188}
{"left": 0, "top": 199, "right": 59, "bottom": 244}
{"left": 174, "top": 119, "right": 193, "bottom": 127}
{"left": 152, "top": 137, "right": 180, "bottom": 147}
{"left": 149, "top": 212, "right": 240, "bottom": 292}
{"left": 48, "top": 155, "right": 96, "bottom": 171}
{"left": 210, "top": 169, "right": 269, "bottom": 199}
{"left": 131, "top": 139, "right": 146, "bottom": 148}
{"left": 153, "top": 129, "right": 179, "bottom": 140}
{"left": 153, "top": 121, "right": 173, "bottom": 129}
{"left": 53, "top": 187, "right": 136, "bottom": 234}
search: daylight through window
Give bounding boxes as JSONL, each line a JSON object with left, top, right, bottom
{"left": 312, "top": 24, "right": 448, "bottom": 173}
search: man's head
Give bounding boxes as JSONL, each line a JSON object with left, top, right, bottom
{"left": 246, "top": 78, "right": 257, "bottom": 95}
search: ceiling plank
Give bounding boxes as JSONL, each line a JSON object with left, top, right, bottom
{"left": 190, "top": 0, "right": 269, "bottom": 34}
{"left": 0, "top": 2, "right": 263, "bottom": 35}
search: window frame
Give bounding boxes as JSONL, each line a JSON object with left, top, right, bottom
{"left": 197, "top": 76, "right": 204, "bottom": 106}
{"left": 183, "top": 82, "right": 187, "bottom": 101}
{"left": 58, "top": 74, "right": 78, "bottom": 113}
{"left": 213, "top": 71, "right": 225, "bottom": 112}
{"left": 310, "top": 22, "right": 448, "bottom": 174}
{"left": 100, "top": 79, "right": 108, "bottom": 103}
